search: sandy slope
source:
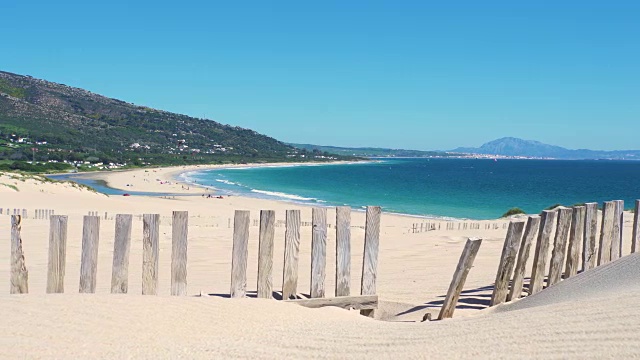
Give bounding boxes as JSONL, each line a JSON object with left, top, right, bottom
{"left": 1, "top": 255, "right": 639, "bottom": 359}
{"left": 1, "top": 169, "right": 639, "bottom": 358}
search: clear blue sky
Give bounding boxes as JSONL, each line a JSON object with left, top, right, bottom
{"left": 2, "top": 1, "right": 639, "bottom": 150}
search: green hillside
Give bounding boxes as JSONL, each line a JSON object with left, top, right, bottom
{"left": 0, "top": 71, "right": 350, "bottom": 172}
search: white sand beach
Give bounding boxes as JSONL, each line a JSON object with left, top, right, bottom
{"left": 1, "top": 167, "right": 639, "bottom": 358}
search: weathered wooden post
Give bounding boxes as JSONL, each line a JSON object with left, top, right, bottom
{"left": 490, "top": 221, "right": 525, "bottom": 306}
{"left": 633, "top": 200, "right": 640, "bottom": 254}
{"left": 257, "top": 210, "right": 275, "bottom": 299}
{"left": 619, "top": 200, "right": 624, "bottom": 253}
{"left": 142, "top": 214, "right": 160, "bottom": 295}
{"left": 335, "top": 206, "right": 351, "bottom": 297}
{"left": 598, "top": 201, "right": 616, "bottom": 265}
{"left": 111, "top": 214, "right": 133, "bottom": 294}
{"left": 438, "top": 238, "right": 483, "bottom": 320}
{"left": 10, "top": 215, "right": 28, "bottom": 294}
{"left": 282, "top": 210, "right": 301, "bottom": 300}
{"left": 79, "top": 216, "right": 101, "bottom": 293}
{"left": 611, "top": 200, "right": 624, "bottom": 260}
{"left": 311, "top": 208, "right": 328, "bottom": 298}
{"left": 47, "top": 215, "right": 68, "bottom": 293}
{"left": 565, "top": 206, "right": 585, "bottom": 278}
{"left": 230, "top": 210, "right": 250, "bottom": 298}
{"left": 547, "top": 207, "right": 573, "bottom": 286}
{"left": 361, "top": 206, "right": 381, "bottom": 317}
{"left": 508, "top": 216, "right": 540, "bottom": 301}
{"left": 529, "top": 210, "right": 558, "bottom": 294}
{"left": 583, "top": 202, "right": 598, "bottom": 270}
{"left": 171, "top": 211, "right": 189, "bottom": 296}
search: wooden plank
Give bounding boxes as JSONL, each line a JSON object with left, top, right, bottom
{"left": 310, "top": 207, "right": 328, "bottom": 298}
{"left": 611, "top": 200, "right": 623, "bottom": 260}
{"left": 46, "top": 215, "right": 68, "bottom": 293}
{"left": 257, "top": 210, "right": 275, "bottom": 299}
{"left": 171, "top": 211, "right": 189, "bottom": 296}
{"left": 490, "top": 221, "right": 525, "bottom": 306}
{"left": 282, "top": 210, "right": 301, "bottom": 300}
{"left": 633, "top": 200, "right": 640, "bottom": 253}
{"left": 285, "top": 295, "right": 378, "bottom": 310}
{"left": 111, "top": 214, "right": 132, "bottom": 294}
{"left": 79, "top": 216, "right": 101, "bottom": 293}
{"left": 529, "top": 210, "right": 557, "bottom": 295}
{"left": 565, "top": 206, "right": 585, "bottom": 278}
{"left": 335, "top": 206, "right": 351, "bottom": 297}
{"left": 508, "top": 216, "right": 540, "bottom": 301}
{"left": 583, "top": 202, "right": 598, "bottom": 271}
{"left": 10, "top": 215, "right": 28, "bottom": 294}
{"left": 360, "top": 206, "right": 381, "bottom": 317}
{"left": 598, "top": 201, "right": 616, "bottom": 265}
{"left": 438, "top": 238, "right": 483, "bottom": 320}
{"left": 619, "top": 200, "right": 624, "bottom": 253}
{"left": 547, "top": 207, "right": 573, "bottom": 286}
{"left": 230, "top": 210, "right": 250, "bottom": 298}
{"left": 142, "top": 214, "right": 160, "bottom": 295}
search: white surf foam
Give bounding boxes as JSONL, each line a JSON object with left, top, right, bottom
{"left": 250, "top": 189, "right": 317, "bottom": 202}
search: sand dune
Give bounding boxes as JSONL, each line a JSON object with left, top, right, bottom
{"left": 496, "top": 252, "right": 640, "bottom": 312}
{"left": 1, "top": 169, "right": 639, "bottom": 358}
{"left": 1, "top": 254, "right": 639, "bottom": 358}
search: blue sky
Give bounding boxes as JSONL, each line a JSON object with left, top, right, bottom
{"left": 2, "top": 1, "right": 639, "bottom": 150}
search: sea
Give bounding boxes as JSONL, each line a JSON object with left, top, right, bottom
{"left": 179, "top": 158, "right": 640, "bottom": 220}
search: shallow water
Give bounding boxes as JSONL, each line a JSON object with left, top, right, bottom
{"left": 180, "top": 158, "right": 640, "bottom": 219}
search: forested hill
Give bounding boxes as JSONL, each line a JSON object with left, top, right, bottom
{"left": 0, "top": 70, "right": 340, "bottom": 170}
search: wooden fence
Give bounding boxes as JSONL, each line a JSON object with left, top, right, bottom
{"left": 1, "top": 208, "right": 54, "bottom": 219}
{"left": 2, "top": 208, "right": 367, "bottom": 231}
{"left": 434, "top": 199, "right": 640, "bottom": 320}
{"left": 486, "top": 200, "right": 638, "bottom": 307}
{"left": 8, "top": 199, "right": 639, "bottom": 320}
{"left": 6, "top": 206, "right": 381, "bottom": 313}
{"left": 411, "top": 221, "right": 507, "bottom": 233}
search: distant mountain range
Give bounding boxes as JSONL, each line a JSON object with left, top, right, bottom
{"left": 291, "top": 137, "right": 640, "bottom": 160}
{"left": 451, "top": 137, "right": 640, "bottom": 160}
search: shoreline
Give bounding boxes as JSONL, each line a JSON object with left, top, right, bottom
{"left": 61, "top": 161, "right": 493, "bottom": 221}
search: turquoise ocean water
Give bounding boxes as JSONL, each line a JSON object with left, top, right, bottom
{"left": 180, "top": 158, "right": 640, "bottom": 220}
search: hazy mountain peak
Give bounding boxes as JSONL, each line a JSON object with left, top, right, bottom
{"left": 452, "top": 137, "right": 640, "bottom": 160}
